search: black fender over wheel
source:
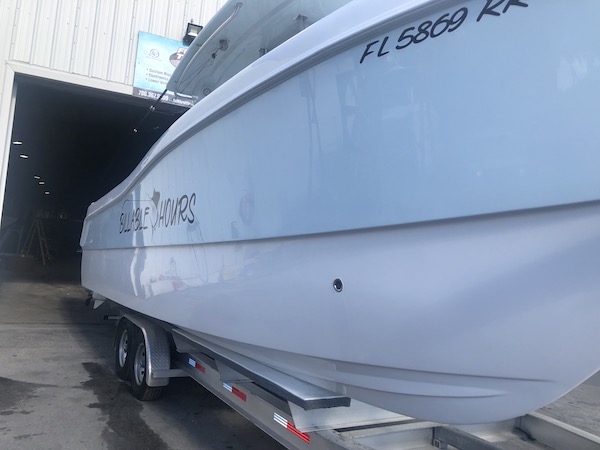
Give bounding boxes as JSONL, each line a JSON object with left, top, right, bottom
{"left": 114, "top": 318, "right": 133, "bottom": 380}
{"left": 129, "top": 327, "right": 165, "bottom": 401}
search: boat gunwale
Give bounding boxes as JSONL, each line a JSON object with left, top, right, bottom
{"left": 82, "top": 0, "right": 454, "bottom": 222}
{"left": 81, "top": 198, "right": 600, "bottom": 251}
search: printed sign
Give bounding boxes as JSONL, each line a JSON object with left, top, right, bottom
{"left": 133, "top": 32, "right": 194, "bottom": 107}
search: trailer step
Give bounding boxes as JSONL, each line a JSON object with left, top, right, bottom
{"left": 171, "top": 327, "right": 351, "bottom": 410}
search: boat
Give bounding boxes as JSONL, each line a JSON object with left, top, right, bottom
{"left": 80, "top": 0, "right": 600, "bottom": 425}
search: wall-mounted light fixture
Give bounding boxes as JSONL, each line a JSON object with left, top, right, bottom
{"left": 183, "top": 22, "right": 203, "bottom": 45}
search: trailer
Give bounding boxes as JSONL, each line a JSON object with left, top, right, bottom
{"left": 106, "top": 306, "right": 600, "bottom": 450}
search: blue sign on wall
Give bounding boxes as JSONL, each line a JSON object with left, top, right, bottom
{"left": 133, "top": 32, "right": 193, "bottom": 107}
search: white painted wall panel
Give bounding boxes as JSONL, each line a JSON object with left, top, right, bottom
{"left": 187, "top": 0, "right": 204, "bottom": 23}
{"left": 50, "top": 0, "right": 78, "bottom": 72}
{"left": 70, "top": 0, "right": 97, "bottom": 75}
{"left": 11, "top": 0, "right": 37, "bottom": 62}
{"left": 4, "top": 0, "right": 227, "bottom": 84}
{"left": 135, "top": 1, "right": 154, "bottom": 33}
{"left": 0, "top": 0, "right": 18, "bottom": 68}
{"left": 107, "top": 0, "right": 136, "bottom": 83}
{"left": 197, "top": 0, "right": 224, "bottom": 25}
{"left": 148, "top": 0, "right": 170, "bottom": 38}
{"left": 89, "top": 0, "right": 117, "bottom": 79}
{"left": 31, "top": 0, "right": 58, "bottom": 67}
{"left": 166, "top": 0, "right": 187, "bottom": 40}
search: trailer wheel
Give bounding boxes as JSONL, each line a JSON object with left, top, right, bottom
{"left": 130, "top": 329, "right": 164, "bottom": 401}
{"left": 114, "top": 319, "right": 133, "bottom": 380}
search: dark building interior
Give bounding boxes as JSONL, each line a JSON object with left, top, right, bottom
{"left": 0, "top": 75, "right": 186, "bottom": 277}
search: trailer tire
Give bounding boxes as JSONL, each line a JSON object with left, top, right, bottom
{"left": 130, "top": 328, "right": 164, "bottom": 401}
{"left": 114, "top": 318, "right": 133, "bottom": 380}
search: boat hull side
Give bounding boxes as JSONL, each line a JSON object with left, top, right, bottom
{"left": 82, "top": 202, "right": 600, "bottom": 424}
{"left": 81, "top": 0, "right": 600, "bottom": 424}
{"left": 82, "top": 0, "right": 600, "bottom": 245}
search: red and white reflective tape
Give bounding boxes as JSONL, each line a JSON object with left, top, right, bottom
{"left": 187, "top": 357, "right": 206, "bottom": 373}
{"left": 223, "top": 383, "right": 247, "bottom": 401}
{"left": 273, "top": 412, "right": 310, "bottom": 443}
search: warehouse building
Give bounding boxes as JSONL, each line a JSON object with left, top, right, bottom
{"left": 0, "top": 0, "right": 225, "bottom": 265}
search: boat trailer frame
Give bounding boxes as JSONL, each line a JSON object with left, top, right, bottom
{"left": 113, "top": 311, "right": 600, "bottom": 450}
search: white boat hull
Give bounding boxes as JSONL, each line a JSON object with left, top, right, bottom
{"left": 81, "top": 0, "right": 600, "bottom": 424}
{"left": 83, "top": 201, "right": 600, "bottom": 424}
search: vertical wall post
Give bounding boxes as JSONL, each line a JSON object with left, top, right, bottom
{"left": 0, "top": 67, "right": 17, "bottom": 227}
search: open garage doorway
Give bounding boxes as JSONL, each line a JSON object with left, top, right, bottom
{"left": 0, "top": 75, "right": 186, "bottom": 279}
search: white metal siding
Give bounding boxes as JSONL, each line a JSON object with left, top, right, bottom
{"left": 107, "top": 0, "right": 135, "bottom": 83}
{"left": 31, "top": 0, "right": 56, "bottom": 67}
{"left": 0, "top": 1, "right": 18, "bottom": 94}
{"left": 49, "top": 0, "right": 78, "bottom": 72}
{"left": 1, "top": 0, "right": 227, "bottom": 82}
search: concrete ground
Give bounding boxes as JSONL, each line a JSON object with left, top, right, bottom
{"left": 0, "top": 256, "right": 598, "bottom": 449}
{"left": 539, "top": 367, "right": 600, "bottom": 437}
{"left": 0, "top": 258, "right": 285, "bottom": 450}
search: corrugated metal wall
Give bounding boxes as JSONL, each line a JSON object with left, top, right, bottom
{"left": 1, "top": 0, "right": 226, "bottom": 84}
{"left": 0, "top": 0, "right": 227, "bottom": 223}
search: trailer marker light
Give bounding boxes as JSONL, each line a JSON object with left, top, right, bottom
{"left": 273, "top": 412, "right": 310, "bottom": 443}
{"left": 223, "top": 383, "right": 247, "bottom": 401}
{"left": 187, "top": 358, "right": 205, "bottom": 373}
